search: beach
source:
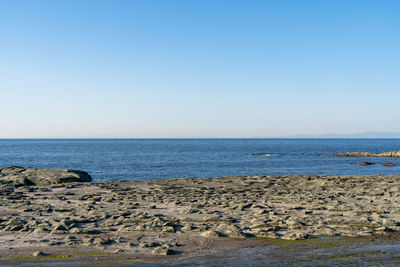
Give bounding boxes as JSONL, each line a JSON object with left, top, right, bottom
{"left": 1, "top": 167, "right": 400, "bottom": 265}
{"left": 3, "top": 0, "right": 400, "bottom": 263}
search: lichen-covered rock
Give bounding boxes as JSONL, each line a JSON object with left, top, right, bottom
{"left": 0, "top": 166, "right": 92, "bottom": 186}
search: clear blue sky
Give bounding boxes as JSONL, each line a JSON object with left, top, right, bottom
{"left": 1, "top": 0, "right": 399, "bottom": 138}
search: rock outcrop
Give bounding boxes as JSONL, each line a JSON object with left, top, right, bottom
{"left": 326, "top": 150, "right": 400, "bottom": 158}
{"left": 383, "top": 163, "right": 395, "bottom": 167}
{"left": 2, "top": 173, "right": 400, "bottom": 263}
{"left": 0, "top": 166, "right": 92, "bottom": 186}
{"left": 355, "top": 162, "right": 375, "bottom": 166}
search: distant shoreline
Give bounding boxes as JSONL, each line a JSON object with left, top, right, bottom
{"left": 1, "top": 137, "right": 400, "bottom": 140}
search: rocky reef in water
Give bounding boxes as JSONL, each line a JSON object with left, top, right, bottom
{"left": 326, "top": 150, "right": 400, "bottom": 157}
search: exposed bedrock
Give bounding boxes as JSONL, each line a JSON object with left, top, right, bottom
{"left": 0, "top": 166, "right": 92, "bottom": 186}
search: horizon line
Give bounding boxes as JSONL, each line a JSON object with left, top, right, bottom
{"left": 1, "top": 137, "right": 400, "bottom": 140}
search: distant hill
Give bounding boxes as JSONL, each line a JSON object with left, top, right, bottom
{"left": 275, "top": 132, "right": 400, "bottom": 138}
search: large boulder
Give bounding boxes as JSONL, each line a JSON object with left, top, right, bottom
{"left": 326, "top": 150, "right": 400, "bottom": 158}
{"left": 0, "top": 166, "right": 92, "bottom": 186}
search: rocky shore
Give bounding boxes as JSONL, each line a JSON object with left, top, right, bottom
{"left": 327, "top": 150, "right": 400, "bottom": 157}
{"left": 1, "top": 166, "right": 400, "bottom": 264}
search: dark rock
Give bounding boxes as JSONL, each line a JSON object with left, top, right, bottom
{"left": 0, "top": 166, "right": 92, "bottom": 186}
{"left": 139, "top": 241, "right": 160, "bottom": 248}
{"left": 355, "top": 162, "right": 375, "bottom": 166}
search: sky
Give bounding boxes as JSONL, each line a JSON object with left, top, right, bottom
{"left": 1, "top": 0, "right": 399, "bottom": 138}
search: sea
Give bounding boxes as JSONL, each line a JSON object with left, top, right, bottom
{"left": 0, "top": 138, "right": 399, "bottom": 182}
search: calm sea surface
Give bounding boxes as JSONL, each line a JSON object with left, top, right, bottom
{"left": 0, "top": 139, "right": 399, "bottom": 182}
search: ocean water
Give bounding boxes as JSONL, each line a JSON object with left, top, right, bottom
{"left": 0, "top": 139, "right": 399, "bottom": 182}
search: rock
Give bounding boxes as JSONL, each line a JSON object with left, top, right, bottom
{"left": 224, "top": 229, "right": 246, "bottom": 238}
{"left": 327, "top": 150, "right": 400, "bottom": 158}
{"left": 355, "top": 162, "right": 375, "bottom": 166}
{"left": 139, "top": 241, "right": 160, "bottom": 248}
{"left": 0, "top": 166, "right": 92, "bottom": 186}
{"left": 6, "top": 172, "right": 400, "bottom": 252}
{"left": 383, "top": 163, "right": 395, "bottom": 167}
{"left": 33, "top": 227, "right": 50, "bottom": 234}
{"left": 4, "top": 218, "right": 26, "bottom": 231}
{"left": 200, "top": 230, "right": 224, "bottom": 237}
{"left": 53, "top": 223, "right": 68, "bottom": 231}
{"left": 151, "top": 247, "right": 175, "bottom": 255}
{"left": 69, "top": 227, "right": 81, "bottom": 234}
{"left": 32, "top": 251, "right": 45, "bottom": 257}
{"left": 181, "top": 224, "right": 195, "bottom": 232}
{"left": 376, "top": 226, "right": 394, "bottom": 232}
{"left": 127, "top": 242, "right": 136, "bottom": 248}
{"left": 6, "top": 218, "right": 26, "bottom": 227}
{"left": 239, "top": 203, "right": 253, "bottom": 211}
{"left": 65, "top": 235, "right": 77, "bottom": 242}
{"left": 162, "top": 226, "right": 175, "bottom": 233}
{"left": 5, "top": 225, "right": 24, "bottom": 231}
{"left": 93, "top": 237, "right": 113, "bottom": 246}
{"left": 284, "top": 232, "right": 308, "bottom": 240}
{"left": 286, "top": 219, "right": 304, "bottom": 229}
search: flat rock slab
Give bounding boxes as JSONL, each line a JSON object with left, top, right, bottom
{"left": 0, "top": 166, "right": 92, "bottom": 186}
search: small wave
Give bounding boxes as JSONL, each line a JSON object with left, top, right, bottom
{"left": 251, "top": 153, "right": 278, "bottom": 157}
